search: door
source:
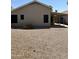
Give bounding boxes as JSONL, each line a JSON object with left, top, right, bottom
{"left": 60, "top": 17, "right": 64, "bottom": 24}
{"left": 11, "top": 15, "right": 18, "bottom": 23}
{"left": 51, "top": 16, "right": 53, "bottom": 25}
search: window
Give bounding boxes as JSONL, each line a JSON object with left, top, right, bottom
{"left": 44, "top": 15, "right": 49, "bottom": 23}
{"left": 21, "top": 15, "right": 24, "bottom": 20}
{"left": 11, "top": 15, "right": 18, "bottom": 23}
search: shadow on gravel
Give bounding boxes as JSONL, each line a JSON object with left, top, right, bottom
{"left": 51, "top": 25, "right": 68, "bottom": 28}
{"left": 11, "top": 24, "right": 68, "bottom": 30}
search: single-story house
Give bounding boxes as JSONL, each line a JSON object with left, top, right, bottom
{"left": 51, "top": 11, "right": 68, "bottom": 25}
{"left": 11, "top": 1, "right": 53, "bottom": 28}
{"left": 61, "top": 10, "right": 68, "bottom": 25}
{"left": 11, "top": 1, "right": 68, "bottom": 28}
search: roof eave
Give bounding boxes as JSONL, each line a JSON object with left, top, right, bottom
{"left": 11, "top": 1, "right": 52, "bottom": 12}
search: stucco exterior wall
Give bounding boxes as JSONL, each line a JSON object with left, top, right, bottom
{"left": 12, "top": 3, "right": 51, "bottom": 27}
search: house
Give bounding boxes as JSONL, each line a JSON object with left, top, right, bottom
{"left": 11, "top": 1, "right": 68, "bottom": 28}
{"left": 51, "top": 11, "right": 68, "bottom": 25}
{"left": 61, "top": 10, "right": 68, "bottom": 25}
{"left": 11, "top": 1, "right": 53, "bottom": 28}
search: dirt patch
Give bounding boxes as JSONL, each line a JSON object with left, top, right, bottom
{"left": 11, "top": 28, "right": 68, "bottom": 59}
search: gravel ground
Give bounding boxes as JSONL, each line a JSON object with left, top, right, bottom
{"left": 11, "top": 28, "right": 68, "bottom": 59}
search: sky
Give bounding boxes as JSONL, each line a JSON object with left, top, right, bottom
{"left": 11, "top": 0, "right": 68, "bottom": 12}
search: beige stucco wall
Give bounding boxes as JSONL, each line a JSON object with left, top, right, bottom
{"left": 12, "top": 3, "right": 51, "bottom": 27}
